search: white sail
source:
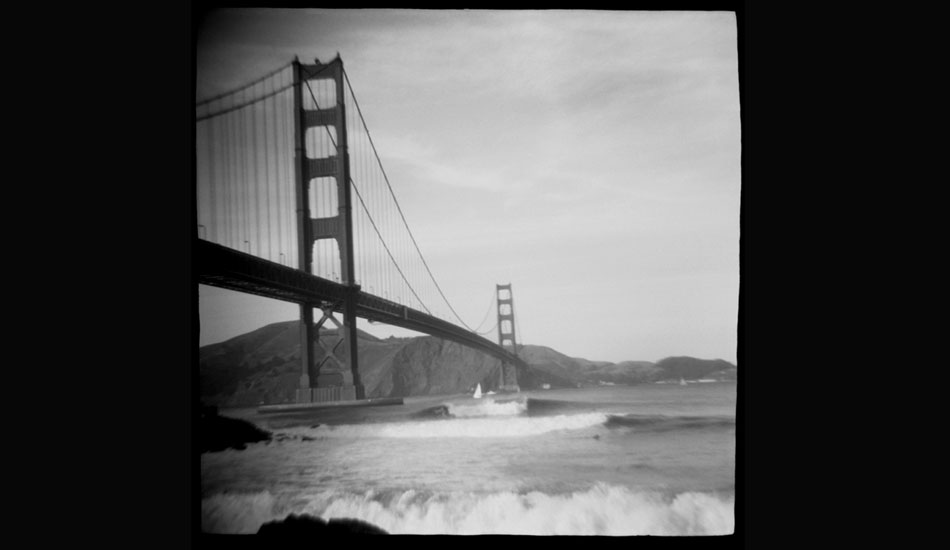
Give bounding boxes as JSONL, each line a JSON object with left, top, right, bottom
{"left": 473, "top": 383, "right": 483, "bottom": 399}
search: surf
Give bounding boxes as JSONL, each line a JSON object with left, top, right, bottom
{"left": 297, "top": 412, "right": 609, "bottom": 439}
{"left": 201, "top": 483, "right": 735, "bottom": 535}
{"left": 446, "top": 398, "right": 527, "bottom": 418}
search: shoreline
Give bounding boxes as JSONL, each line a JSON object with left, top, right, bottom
{"left": 257, "top": 397, "right": 404, "bottom": 414}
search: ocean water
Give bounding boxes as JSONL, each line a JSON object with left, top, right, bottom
{"left": 200, "top": 382, "right": 737, "bottom": 535}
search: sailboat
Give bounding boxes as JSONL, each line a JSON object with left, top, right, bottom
{"left": 473, "top": 383, "right": 483, "bottom": 399}
{"left": 679, "top": 377, "right": 687, "bottom": 386}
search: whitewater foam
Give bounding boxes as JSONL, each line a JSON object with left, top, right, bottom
{"left": 446, "top": 398, "right": 527, "bottom": 418}
{"left": 201, "top": 484, "right": 735, "bottom": 535}
{"left": 300, "top": 412, "right": 608, "bottom": 439}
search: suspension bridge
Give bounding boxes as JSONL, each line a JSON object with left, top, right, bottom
{"left": 195, "top": 55, "right": 525, "bottom": 403}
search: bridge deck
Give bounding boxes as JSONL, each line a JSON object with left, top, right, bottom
{"left": 195, "top": 239, "right": 526, "bottom": 368}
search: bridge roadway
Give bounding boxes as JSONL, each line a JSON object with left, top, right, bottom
{"left": 195, "top": 239, "right": 526, "bottom": 369}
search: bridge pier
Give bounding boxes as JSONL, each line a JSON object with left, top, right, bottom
{"left": 295, "top": 303, "right": 365, "bottom": 404}
{"left": 296, "top": 303, "right": 316, "bottom": 398}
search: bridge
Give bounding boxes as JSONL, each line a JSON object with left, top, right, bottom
{"left": 195, "top": 55, "right": 525, "bottom": 403}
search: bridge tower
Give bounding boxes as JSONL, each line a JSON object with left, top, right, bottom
{"left": 496, "top": 283, "right": 521, "bottom": 391}
{"left": 293, "top": 55, "right": 364, "bottom": 403}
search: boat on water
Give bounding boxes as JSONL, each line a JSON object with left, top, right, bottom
{"left": 679, "top": 378, "right": 687, "bottom": 386}
{"left": 473, "top": 383, "right": 483, "bottom": 399}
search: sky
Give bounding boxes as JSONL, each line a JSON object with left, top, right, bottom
{"left": 195, "top": 9, "right": 741, "bottom": 364}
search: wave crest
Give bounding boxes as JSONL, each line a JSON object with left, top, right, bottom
{"left": 307, "top": 413, "right": 608, "bottom": 439}
{"left": 446, "top": 399, "right": 527, "bottom": 418}
{"left": 201, "top": 484, "right": 735, "bottom": 535}
{"left": 268, "top": 411, "right": 734, "bottom": 441}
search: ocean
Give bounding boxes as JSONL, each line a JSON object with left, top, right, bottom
{"left": 200, "top": 381, "right": 737, "bottom": 535}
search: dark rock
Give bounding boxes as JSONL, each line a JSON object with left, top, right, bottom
{"left": 257, "top": 513, "right": 388, "bottom": 535}
{"left": 200, "top": 414, "right": 271, "bottom": 453}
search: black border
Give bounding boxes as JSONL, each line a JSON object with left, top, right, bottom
{"left": 132, "top": 2, "right": 769, "bottom": 547}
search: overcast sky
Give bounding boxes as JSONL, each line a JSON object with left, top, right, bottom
{"left": 195, "top": 9, "right": 741, "bottom": 364}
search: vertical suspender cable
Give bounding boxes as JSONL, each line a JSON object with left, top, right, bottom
{"left": 226, "top": 98, "right": 234, "bottom": 249}
{"left": 280, "top": 72, "right": 289, "bottom": 265}
{"left": 206, "top": 113, "right": 216, "bottom": 243}
{"left": 270, "top": 78, "right": 280, "bottom": 261}
{"left": 222, "top": 101, "right": 229, "bottom": 248}
{"left": 251, "top": 84, "right": 259, "bottom": 256}
{"left": 242, "top": 88, "right": 250, "bottom": 253}
{"left": 262, "top": 79, "right": 271, "bottom": 260}
{"left": 355, "top": 114, "right": 363, "bottom": 286}
{"left": 238, "top": 89, "right": 245, "bottom": 251}
{"left": 275, "top": 77, "right": 283, "bottom": 262}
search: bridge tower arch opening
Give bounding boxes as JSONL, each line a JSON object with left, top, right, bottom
{"left": 293, "top": 55, "right": 364, "bottom": 403}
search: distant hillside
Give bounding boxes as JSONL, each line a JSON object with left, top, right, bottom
{"left": 515, "top": 345, "right": 734, "bottom": 386}
{"left": 198, "top": 320, "right": 737, "bottom": 407}
{"left": 653, "top": 356, "right": 738, "bottom": 382}
{"left": 200, "top": 320, "right": 510, "bottom": 407}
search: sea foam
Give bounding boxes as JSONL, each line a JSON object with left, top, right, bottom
{"left": 202, "top": 484, "right": 735, "bottom": 535}
{"left": 445, "top": 398, "right": 527, "bottom": 418}
{"left": 301, "top": 412, "right": 608, "bottom": 439}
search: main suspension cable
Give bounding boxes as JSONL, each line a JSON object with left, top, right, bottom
{"left": 342, "top": 67, "right": 479, "bottom": 332}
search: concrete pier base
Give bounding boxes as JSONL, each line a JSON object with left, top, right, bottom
{"left": 295, "top": 384, "right": 364, "bottom": 404}
{"left": 260, "top": 396, "right": 403, "bottom": 414}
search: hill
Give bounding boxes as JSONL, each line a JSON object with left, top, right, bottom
{"left": 200, "top": 320, "right": 510, "bottom": 407}
{"left": 198, "top": 320, "right": 737, "bottom": 406}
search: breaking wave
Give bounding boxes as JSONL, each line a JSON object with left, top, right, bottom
{"left": 445, "top": 399, "right": 527, "bottom": 418}
{"left": 411, "top": 405, "right": 453, "bottom": 419}
{"left": 269, "top": 411, "right": 734, "bottom": 441}
{"left": 201, "top": 484, "right": 734, "bottom": 535}
{"left": 414, "top": 397, "right": 591, "bottom": 420}
{"left": 303, "top": 412, "right": 609, "bottom": 439}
